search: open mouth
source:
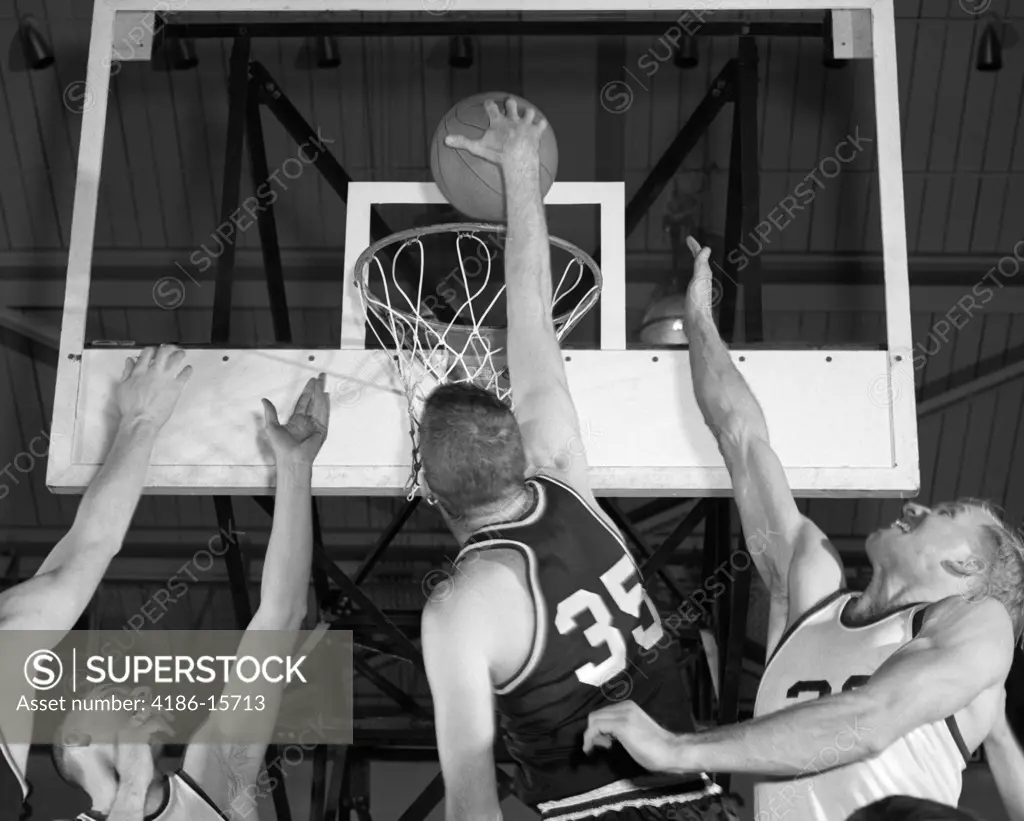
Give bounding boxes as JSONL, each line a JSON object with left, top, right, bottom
{"left": 891, "top": 519, "right": 911, "bottom": 533}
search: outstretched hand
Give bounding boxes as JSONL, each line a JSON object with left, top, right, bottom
{"left": 685, "top": 236, "right": 717, "bottom": 318}
{"left": 583, "top": 700, "right": 681, "bottom": 774}
{"left": 115, "top": 345, "right": 192, "bottom": 432}
{"left": 444, "top": 97, "right": 548, "bottom": 169}
{"left": 262, "top": 374, "right": 330, "bottom": 466}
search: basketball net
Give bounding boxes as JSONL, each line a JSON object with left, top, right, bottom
{"left": 354, "top": 222, "right": 602, "bottom": 498}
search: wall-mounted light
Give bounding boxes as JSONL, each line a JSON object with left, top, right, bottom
{"left": 162, "top": 36, "right": 198, "bottom": 70}
{"left": 674, "top": 36, "right": 699, "bottom": 69}
{"left": 449, "top": 36, "right": 474, "bottom": 69}
{"left": 977, "top": 23, "right": 1003, "bottom": 72}
{"left": 15, "top": 16, "right": 54, "bottom": 71}
{"left": 315, "top": 35, "right": 340, "bottom": 69}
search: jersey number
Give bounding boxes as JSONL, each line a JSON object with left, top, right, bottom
{"left": 554, "top": 554, "right": 664, "bottom": 687}
{"left": 786, "top": 675, "right": 871, "bottom": 700}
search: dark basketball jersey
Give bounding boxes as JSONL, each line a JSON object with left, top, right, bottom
{"left": 454, "top": 474, "right": 720, "bottom": 820}
{"left": 0, "top": 726, "right": 29, "bottom": 819}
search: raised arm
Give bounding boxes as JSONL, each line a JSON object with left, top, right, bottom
{"left": 445, "top": 99, "right": 591, "bottom": 497}
{"left": 585, "top": 596, "right": 1013, "bottom": 777}
{"left": 0, "top": 346, "right": 190, "bottom": 634}
{"left": 0, "top": 346, "right": 189, "bottom": 785}
{"left": 683, "top": 239, "right": 842, "bottom": 651}
{"left": 985, "top": 690, "right": 1024, "bottom": 821}
{"left": 182, "top": 375, "right": 328, "bottom": 819}
{"left": 422, "top": 579, "right": 503, "bottom": 821}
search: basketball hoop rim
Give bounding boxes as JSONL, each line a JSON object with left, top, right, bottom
{"left": 353, "top": 221, "right": 603, "bottom": 341}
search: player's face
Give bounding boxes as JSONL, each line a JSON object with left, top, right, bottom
{"left": 866, "top": 501, "right": 995, "bottom": 578}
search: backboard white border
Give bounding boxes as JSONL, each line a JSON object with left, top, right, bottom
{"left": 48, "top": 0, "right": 916, "bottom": 498}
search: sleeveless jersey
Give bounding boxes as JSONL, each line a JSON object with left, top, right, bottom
{"left": 455, "top": 474, "right": 721, "bottom": 820}
{"left": 0, "top": 725, "right": 29, "bottom": 819}
{"left": 754, "top": 591, "right": 972, "bottom": 821}
{"left": 74, "top": 770, "right": 226, "bottom": 820}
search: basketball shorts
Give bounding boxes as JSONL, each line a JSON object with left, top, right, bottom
{"left": 598, "top": 795, "right": 726, "bottom": 821}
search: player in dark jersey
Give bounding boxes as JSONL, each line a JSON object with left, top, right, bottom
{"left": 0, "top": 345, "right": 191, "bottom": 819}
{"left": 50, "top": 375, "right": 329, "bottom": 821}
{"left": 418, "top": 97, "right": 721, "bottom": 821}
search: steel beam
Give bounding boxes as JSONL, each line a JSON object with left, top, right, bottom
{"left": 641, "top": 500, "right": 707, "bottom": 580}
{"left": 917, "top": 351, "right": 1024, "bottom": 417}
{"left": 599, "top": 499, "right": 687, "bottom": 606}
{"left": 163, "top": 17, "right": 824, "bottom": 40}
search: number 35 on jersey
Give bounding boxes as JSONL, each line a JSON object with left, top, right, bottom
{"left": 554, "top": 554, "right": 664, "bottom": 688}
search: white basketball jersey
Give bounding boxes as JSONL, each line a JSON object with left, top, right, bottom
{"left": 754, "top": 591, "right": 972, "bottom": 821}
{"left": 75, "top": 771, "right": 227, "bottom": 821}
{"left": 153, "top": 771, "right": 228, "bottom": 820}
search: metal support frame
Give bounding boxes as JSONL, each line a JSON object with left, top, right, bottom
{"left": 163, "top": 13, "right": 809, "bottom": 820}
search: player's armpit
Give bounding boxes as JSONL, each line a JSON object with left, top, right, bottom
{"left": 181, "top": 740, "right": 264, "bottom": 821}
{"left": 857, "top": 596, "right": 1013, "bottom": 750}
{"left": 723, "top": 431, "right": 843, "bottom": 647}
{"left": 516, "top": 382, "right": 593, "bottom": 496}
{"left": 422, "top": 587, "right": 503, "bottom": 821}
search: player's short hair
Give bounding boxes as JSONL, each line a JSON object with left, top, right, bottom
{"left": 845, "top": 795, "right": 979, "bottom": 821}
{"left": 959, "top": 498, "right": 1024, "bottom": 645}
{"left": 419, "top": 383, "right": 526, "bottom": 520}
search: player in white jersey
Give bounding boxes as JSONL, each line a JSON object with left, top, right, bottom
{"left": 50, "top": 375, "right": 329, "bottom": 821}
{"left": 582, "top": 239, "right": 1024, "bottom": 820}
{"left": 0, "top": 345, "right": 192, "bottom": 819}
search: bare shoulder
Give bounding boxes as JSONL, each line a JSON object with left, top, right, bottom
{"left": 911, "top": 597, "right": 1012, "bottom": 666}
{"left": 921, "top": 595, "right": 1014, "bottom": 652}
{"left": 421, "top": 547, "right": 531, "bottom": 634}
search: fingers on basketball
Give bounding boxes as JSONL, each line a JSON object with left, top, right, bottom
{"left": 484, "top": 98, "right": 503, "bottom": 123}
{"left": 502, "top": 97, "right": 518, "bottom": 120}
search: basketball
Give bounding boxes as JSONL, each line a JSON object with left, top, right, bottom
{"left": 430, "top": 92, "right": 558, "bottom": 222}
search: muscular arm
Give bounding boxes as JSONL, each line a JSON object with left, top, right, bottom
{"left": 665, "top": 597, "right": 1012, "bottom": 776}
{"left": 500, "top": 105, "right": 591, "bottom": 496}
{"left": 0, "top": 419, "right": 157, "bottom": 634}
{"left": 183, "top": 379, "right": 325, "bottom": 819}
{"left": 683, "top": 247, "right": 842, "bottom": 652}
{"left": 422, "top": 575, "right": 504, "bottom": 821}
{"left": 183, "top": 464, "right": 312, "bottom": 818}
{"left": 0, "top": 346, "right": 188, "bottom": 780}
{"left": 985, "top": 698, "right": 1024, "bottom": 821}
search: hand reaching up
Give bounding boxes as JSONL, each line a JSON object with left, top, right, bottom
{"left": 444, "top": 97, "right": 548, "bottom": 171}
{"left": 115, "top": 345, "right": 192, "bottom": 432}
{"left": 685, "top": 236, "right": 717, "bottom": 319}
{"left": 262, "top": 374, "right": 330, "bottom": 467}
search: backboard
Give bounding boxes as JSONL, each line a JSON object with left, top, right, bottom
{"left": 47, "top": 0, "right": 917, "bottom": 498}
